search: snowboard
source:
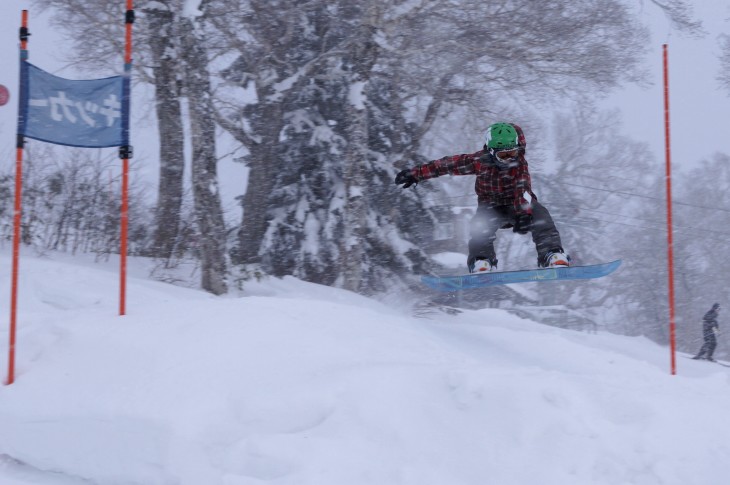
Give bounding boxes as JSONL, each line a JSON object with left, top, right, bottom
{"left": 682, "top": 355, "right": 730, "bottom": 368}
{"left": 421, "top": 259, "right": 621, "bottom": 292}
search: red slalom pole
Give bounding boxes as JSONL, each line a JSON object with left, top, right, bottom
{"left": 119, "top": 0, "right": 134, "bottom": 316}
{"left": 120, "top": 156, "right": 128, "bottom": 316}
{"left": 8, "top": 140, "right": 23, "bottom": 385}
{"left": 7, "top": 10, "right": 29, "bottom": 385}
{"left": 663, "top": 44, "right": 677, "bottom": 375}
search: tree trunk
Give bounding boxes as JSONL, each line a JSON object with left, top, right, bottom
{"left": 180, "top": 17, "right": 228, "bottom": 295}
{"left": 145, "top": 3, "right": 185, "bottom": 262}
{"left": 340, "top": 16, "right": 379, "bottom": 292}
{"left": 234, "top": 114, "right": 282, "bottom": 266}
{"left": 341, "top": 105, "right": 367, "bottom": 292}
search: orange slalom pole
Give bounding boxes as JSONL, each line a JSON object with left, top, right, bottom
{"left": 663, "top": 44, "right": 677, "bottom": 375}
{"left": 7, "top": 144, "right": 23, "bottom": 385}
{"left": 125, "top": 0, "right": 133, "bottom": 63}
{"left": 7, "top": 10, "right": 29, "bottom": 385}
{"left": 120, "top": 158, "right": 128, "bottom": 316}
{"left": 119, "top": 0, "right": 134, "bottom": 316}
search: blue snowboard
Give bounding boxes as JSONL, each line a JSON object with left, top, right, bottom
{"left": 421, "top": 260, "right": 621, "bottom": 292}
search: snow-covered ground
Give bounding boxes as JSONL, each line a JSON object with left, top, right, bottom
{"left": 0, "top": 250, "right": 729, "bottom": 485}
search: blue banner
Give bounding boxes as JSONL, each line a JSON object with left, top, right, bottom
{"left": 19, "top": 62, "right": 125, "bottom": 148}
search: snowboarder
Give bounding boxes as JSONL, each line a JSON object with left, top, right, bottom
{"left": 693, "top": 303, "right": 720, "bottom": 362}
{"left": 395, "top": 122, "right": 570, "bottom": 273}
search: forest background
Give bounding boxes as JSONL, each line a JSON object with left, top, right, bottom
{"left": 0, "top": 0, "right": 729, "bottom": 358}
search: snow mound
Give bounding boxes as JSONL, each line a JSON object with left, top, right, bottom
{"left": 0, "top": 252, "right": 729, "bottom": 485}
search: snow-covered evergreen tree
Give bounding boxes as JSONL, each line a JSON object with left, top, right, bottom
{"left": 212, "top": 1, "right": 439, "bottom": 292}
{"left": 214, "top": 0, "right": 656, "bottom": 292}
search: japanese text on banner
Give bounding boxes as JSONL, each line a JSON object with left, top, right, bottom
{"left": 20, "top": 62, "right": 124, "bottom": 148}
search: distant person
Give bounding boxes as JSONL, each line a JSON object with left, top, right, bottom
{"left": 693, "top": 303, "right": 720, "bottom": 362}
{"left": 394, "top": 122, "right": 569, "bottom": 273}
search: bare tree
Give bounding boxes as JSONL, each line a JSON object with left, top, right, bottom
{"left": 180, "top": 14, "right": 228, "bottom": 295}
{"left": 644, "top": 0, "right": 704, "bottom": 36}
{"left": 33, "top": 0, "right": 187, "bottom": 262}
{"left": 34, "top": 0, "right": 228, "bottom": 293}
{"left": 720, "top": 34, "right": 730, "bottom": 94}
{"left": 143, "top": 1, "right": 186, "bottom": 262}
{"left": 0, "top": 145, "right": 152, "bottom": 257}
{"left": 672, "top": 153, "right": 730, "bottom": 358}
{"left": 546, "top": 107, "right": 666, "bottom": 336}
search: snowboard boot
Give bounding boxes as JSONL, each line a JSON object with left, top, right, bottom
{"left": 541, "top": 249, "right": 571, "bottom": 268}
{"left": 469, "top": 257, "right": 495, "bottom": 274}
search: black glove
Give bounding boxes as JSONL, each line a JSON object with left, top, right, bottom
{"left": 512, "top": 213, "right": 533, "bottom": 234}
{"left": 395, "top": 169, "right": 417, "bottom": 189}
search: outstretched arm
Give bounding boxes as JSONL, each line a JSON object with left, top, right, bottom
{"left": 413, "top": 152, "right": 480, "bottom": 181}
{"left": 395, "top": 151, "right": 481, "bottom": 189}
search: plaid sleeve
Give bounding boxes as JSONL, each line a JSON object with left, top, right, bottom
{"left": 514, "top": 162, "right": 533, "bottom": 215}
{"left": 411, "top": 152, "right": 479, "bottom": 181}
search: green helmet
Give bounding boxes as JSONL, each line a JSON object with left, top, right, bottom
{"left": 485, "top": 123, "right": 519, "bottom": 150}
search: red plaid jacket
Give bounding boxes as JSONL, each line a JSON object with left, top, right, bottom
{"left": 410, "top": 150, "right": 536, "bottom": 215}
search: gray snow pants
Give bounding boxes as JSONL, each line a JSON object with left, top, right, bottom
{"left": 467, "top": 201, "right": 563, "bottom": 269}
{"left": 695, "top": 334, "right": 717, "bottom": 360}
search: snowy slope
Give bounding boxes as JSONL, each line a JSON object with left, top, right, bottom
{"left": 0, "top": 251, "right": 729, "bottom": 485}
